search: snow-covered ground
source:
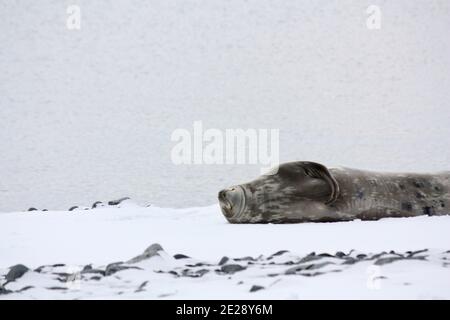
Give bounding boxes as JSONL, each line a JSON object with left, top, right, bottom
{"left": 1, "top": 200, "right": 449, "bottom": 299}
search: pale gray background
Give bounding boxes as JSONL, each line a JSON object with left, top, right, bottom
{"left": 1, "top": 0, "right": 450, "bottom": 212}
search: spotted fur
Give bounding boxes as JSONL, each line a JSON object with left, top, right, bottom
{"left": 218, "top": 161, "right": 450, "bottom": 223}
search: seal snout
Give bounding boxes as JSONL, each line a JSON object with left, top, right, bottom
{"left": 218, "top": 186, "right": 246, "bottom": 220}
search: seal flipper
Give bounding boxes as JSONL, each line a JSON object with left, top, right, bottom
{"left": 300, "top": 162, "right": 340, "bottom": 205}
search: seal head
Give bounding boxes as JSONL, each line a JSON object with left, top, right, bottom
{"left": 218, "top": 161, "right": 340, "bottom": 223}
{"left": 218, "top": 185, "right": 246, "bottom": 220}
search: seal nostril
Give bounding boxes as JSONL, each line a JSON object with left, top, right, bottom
{"left": 218, "top": 190, "right": 226, "bottom": 200}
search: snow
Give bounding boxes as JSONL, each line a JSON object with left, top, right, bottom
{"left": 2, "top": 201, "right": 450, "bottom": 266}
{"left": 1, "top": 201, "right": 450, "bottom": 299}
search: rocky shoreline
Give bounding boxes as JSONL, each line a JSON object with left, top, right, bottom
{"left": 2, "top": 203, "right": 450, "bottom": 299}
{"left": 1, "top": 243, "right": 449, "bottom": 299}
{"left": 25, "top": 197, "right": 138, "bottom": 213}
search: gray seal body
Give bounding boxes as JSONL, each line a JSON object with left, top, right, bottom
{"left": 218, "top": 161, "right": 450, "bottom": 223}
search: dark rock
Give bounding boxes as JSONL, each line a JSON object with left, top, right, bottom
{"left": 299, "top": 254, "right": 322, "bottom": 264}
{"left": 356, "top": 254, "right": 367, "bottom": 259}
{"left": 370, "top": 252, "right": 387, "bottom": 260}
{"left": 6, "top": 264, "right": 29, "bottom": 282}
{"left": 52, "top": 264, "right": 66, "bottom": 268}
{"left": 235, "top": 256, "right": 255, "bottom": 262}
{"left": 92, "top": 201, "right": 104, "bottom": 208}
{"left": 127, "top": 243, "right": 163, "bottom": 264}
{"left": 0, "top": 286, "right": 12, "bottom": 295}
{"left": 335, "top": 251, "right": 346, "bottom": 258}
{"left": 173, "top": 254, "right": 190, "bottom": 260}
{"left": 182, "top": 269, "right": 209, "bottom": 278}
{"left": 330, "top": 269, "right": 342, "bottom": 273}
{"left": 56, "top": 277, "right": 69, "bottom": 283}
{"left": 81, "top": 268, "right": 105, "bottom": 276}
{"left": 389, "top": 250, "right": 404, "bottom": 257}
{"left": 34, "top": 264, "right": 65, "bottom": 273}
{"left": 406, "top": 249, "right": 428, "bottom": 257}
{"left": 374, "top": 252, "right": 427, "bottom": 265}
{"left": 135, "top": 281, "right": 148, "bottom": 293}
{"left": 221, "top": 264, "right": 246, "bottom": 274}
{"left": 285, "top": 265, "right": 305, "bottom": 275}
{"left": 194, "top": 269, "right": 210, "bottom": 277}
{"left": 52, "top": 272, "right": 72, "bottom": 282}
{"left": 105, "top": 262, "right": 140, "bottom": 276}
{"left": 47, "top": 287, "right": 68, "bottom": 290}
{"left": 82, "top": 265, "right": 92, "bottom": 272}
{"left": 90, "top": 276, "right": 102, "bottom": 281}
{"left": 341, "top": 258, "right": 358, "bottom": 265}
{"left": 68, "top": 206, "right": 78, "bottom": 211}
{"left": 52, "top": 272, "right": 71, "bottom": 277}
{"left": 105, "top": 262, "right": 125, "bottom": 276}
{"left": 108, "top": 197, "right": 130, "bottom": 206}
{"left": 185, "top": 263, "right": 210, "bottom": 267}
{"left": 306, "top": 262, "right": 335, "bottom": 270}
{"left": 218, "top": 256, "right": 229, "bottom": 265}
{"left": 301, "top": 272, "right": 324, "bottom": 277}
{"left": 285, "top": 262, "right": 334, "bottom": 275}
{"left": 249, "top": 285, "right": 264, "bottom": 292}
{"left": 27, "top": 207, "right": 38, "bottom": 211}
{"left": 34, "top": 266, "right": 45, "bottom": 273}
{"left": 270, "top": 250, "right": 289, "bottom": 257}
{"left": 17, "top": 286, "right": 34, "bottom": 293}
{"left": 318, "top": 253, "right": 334, "bottom": 258}
{"left": 374, "top": 257, "right": 403, "bottom": 266}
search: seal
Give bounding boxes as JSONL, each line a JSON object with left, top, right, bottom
{"left": 218, "top": 161, "right": 450, "bottom": 223}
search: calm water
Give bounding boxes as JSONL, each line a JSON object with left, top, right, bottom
{"left": 1, "top": 0, "right": 450, "bottom": 212}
